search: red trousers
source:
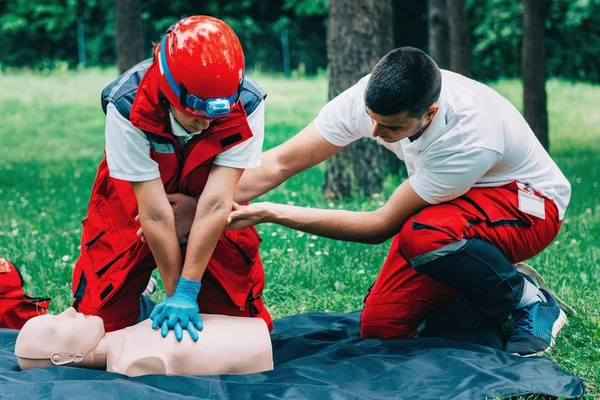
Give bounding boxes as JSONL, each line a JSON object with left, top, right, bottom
{"left": 360, "top": 182, "right": 562, "bottom": 340}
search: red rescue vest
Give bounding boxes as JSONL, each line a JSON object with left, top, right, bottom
{"left": 72, "top": 62, "right": 264, "bottom": 310}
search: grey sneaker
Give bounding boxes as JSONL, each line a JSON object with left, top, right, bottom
{"left": 142, "top": 276, "right": 157, "bottom": 297}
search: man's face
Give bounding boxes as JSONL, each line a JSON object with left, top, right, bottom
{"left": 170, "top": 105, "right": 211, "bottom": 132}
{"left": 366, "top": 105, "right": 439, "bottom": 143}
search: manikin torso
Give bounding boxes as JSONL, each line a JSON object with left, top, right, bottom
{"left": 105, "top": 316, "right": 273, "bottom": 376}
{"left": 14, "top": 308, "right": 273, "bottom": 377}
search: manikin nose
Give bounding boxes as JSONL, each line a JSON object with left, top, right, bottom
{"left": 63, "top": 307, "right": 77, "bottom": 318}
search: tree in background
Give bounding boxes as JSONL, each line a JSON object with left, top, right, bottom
{"left": 323, "top": 0, "right": 394, "bottom": 198}
{"left": 522, "top": 0, "right": 549, "bottom": 151}
{"left": 447, "top": 0, "right": 471, "bottom": 77}
{"left": 428, "top": 0, "right": 450, "bottom": 69}
{"left": 115, "top": 0, "right": 143, "bottom": 74}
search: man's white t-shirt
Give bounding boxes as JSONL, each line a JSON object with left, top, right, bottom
{"left": 104, "top": 102, "right": 265, "bottom": 182}
{"left": 314, "top": 70, "right": 571, "bottom": 219}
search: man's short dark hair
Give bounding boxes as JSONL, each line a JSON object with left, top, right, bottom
{"left": 364, "top": 47, "right": 442, "bottom": 118}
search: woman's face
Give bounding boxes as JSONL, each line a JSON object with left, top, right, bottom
{"left": 170, "top": 105, "right": 211, "bottom": 132}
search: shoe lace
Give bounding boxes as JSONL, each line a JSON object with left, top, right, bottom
{"left": 512, "top": 302, "right": 538, "bottom": 334}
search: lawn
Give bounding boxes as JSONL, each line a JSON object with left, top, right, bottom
{"left": 0, "top": 68, "right": 598, "bottom": 396}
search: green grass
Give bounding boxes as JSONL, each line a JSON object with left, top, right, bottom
{"left": 0, "top": 69, "right": 598, "bottom": 397}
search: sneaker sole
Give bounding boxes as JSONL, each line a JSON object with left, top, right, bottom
{"left": 515, "top": 262, "right": 577, "bottom": 316}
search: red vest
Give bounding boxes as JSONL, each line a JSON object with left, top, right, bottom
{"left": 0, "top": 258, "right": 50, "bottom": 329}
{"left": 72, "top": 62, "right": 264, "bottom": 310}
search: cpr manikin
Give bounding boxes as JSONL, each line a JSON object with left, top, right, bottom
{"left": 14, "top": 308, "right": 273, "bottom": 377}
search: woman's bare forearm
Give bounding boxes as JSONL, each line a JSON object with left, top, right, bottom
{"left": 140, "top": 216, "right": 181, "bottom": 295}
{"left": 181, "top": 197, "right": 231, "bottom": 281}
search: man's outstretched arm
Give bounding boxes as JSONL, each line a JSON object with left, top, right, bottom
{"left": 234, "top": 122, "right": 344, "bottom": 203}
{"left": 227, "top": 179, "right": 430, "bottom": 244}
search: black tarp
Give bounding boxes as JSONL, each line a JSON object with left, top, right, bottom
{"left": 0, "top": 311, "right": 584, "bottom": 399}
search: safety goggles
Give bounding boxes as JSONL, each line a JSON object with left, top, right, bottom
{"left": 159, "top": 35, "right": 242, "bottom": 118}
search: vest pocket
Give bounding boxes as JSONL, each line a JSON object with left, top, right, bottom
{"left": 82, "top": 202, "right": 128, "bottom": 277}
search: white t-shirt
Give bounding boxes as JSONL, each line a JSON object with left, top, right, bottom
{"left": 314, "top": 70, "right": 571, "bottom": 219}
{"left": 105, "top": 102, "right": 265, "bottom": 182}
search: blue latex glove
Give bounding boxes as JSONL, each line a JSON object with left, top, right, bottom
{"left": 149, "top": 277, "right": 203, "bottom": 342}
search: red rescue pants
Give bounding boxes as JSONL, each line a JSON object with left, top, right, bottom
{"left": 360, "top": 182, "right": 562, "bottom": 340}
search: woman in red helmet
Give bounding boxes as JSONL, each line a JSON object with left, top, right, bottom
{"left": 71, "top": 16, "right": 271, "bottom": 341}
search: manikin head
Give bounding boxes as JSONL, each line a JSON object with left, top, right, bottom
{"left": 364, "top": 46, "right": 442, "bottom": 143}
{"left": 14, "top": 307, "right": 105, "bottom": 370}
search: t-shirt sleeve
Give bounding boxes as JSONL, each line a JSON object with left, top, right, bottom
{"left": 409, "top": 146, "right": 502, "bottom": 204}
{"left": 105, "top": 103, "right": 161, "bottom": 182}
{"left": 313, "top": 76, "right": 371, "bottom": 147}
{"left": 213, "top": 101, "right": 265, "bottom": 169}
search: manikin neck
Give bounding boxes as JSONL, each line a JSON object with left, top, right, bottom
{"left": 77, "top": 335, "right": 107, "bottom": 369}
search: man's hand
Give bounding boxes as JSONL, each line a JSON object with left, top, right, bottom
{"left": 226, "top": 202, "right": 271, "bottom": 230}
{"left": 137, "top": 193, "right": 198, "bottom": 242}
{"left": 149, "top": 277, "right": 203, "bottom": 342}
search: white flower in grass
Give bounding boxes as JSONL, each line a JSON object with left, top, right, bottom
{"left": 7, "top": 201, "right": 14, "bottom": 206}
{"left": 31, "top": 230, "right": 38, "bottom": 236}
{"left": 358, "top": 269, "right": 365, "bottom": 275}
{"left": 310, "top": 235, "right": 318, "bottom": 240}
{"left": 40, "top": 212, "right": 47, "bottom": 217}
{"left": 271, "top": 232, "right": 277, "bottom": 237}
{"left": 308, "top": 243, "right": 315, "bottom": 248}
{"left": 576, "top": 177, "right": 582, "bottom": 184}
{"left": 291, "top": 192, "right": 297, "bottom": 198}
{"left": 62, "top": 255, "right": 70, "bottom": 262}
{"left": 11, "top": 228, "right": 19, "bottom": 236}
{"left": 328, "top": 202, "right": 335, "bottom": 208}
{"left": 324, "top": 251, "right": 329, "bottom": 256}
{"left": 315, "top": 251, "right": 322, "bottom": 256}
{"left": 11, "top": 219, "right": 18, "bottom": 228}
{"left": 297, "top": 232, "right": 305, "bottom": 238}
{"left": 287, "top": 248, "right": 294, "bottom": 252}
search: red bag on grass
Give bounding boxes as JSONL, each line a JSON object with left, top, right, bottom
{"left": 0, "top": 258, "right": 50, "bottom": 329}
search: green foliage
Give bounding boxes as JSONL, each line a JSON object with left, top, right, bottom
{"left": 0, "top": 70, "right": 599, "bottom": 396}
{"left": 468, "top": 0, "right": 600, "bottom": 82}
{"left": 0, "top": 0, "right": 598, "bottom": 81}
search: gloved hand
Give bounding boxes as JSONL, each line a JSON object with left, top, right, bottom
{"left": 149, "top": 277, "right": 203, "bottom": 342}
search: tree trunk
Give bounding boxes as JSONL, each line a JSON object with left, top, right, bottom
{"left": 522, "top": 0, "right": 549, "bottom": 151}
{"left": 447, "top": 0, "right": 471, "bottom": 77}
{"left": 428, "top": 0, "right": 450, "bottom": 69}
{"left": 323, "top": 0, "right": 395, "bottom": 199}
{"left": 115, "top": 0, "right": 143, "bottom": 74}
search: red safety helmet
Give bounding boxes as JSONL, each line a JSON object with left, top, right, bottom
{"left": 155, "top": 16, "right": 245, "bottom": 118}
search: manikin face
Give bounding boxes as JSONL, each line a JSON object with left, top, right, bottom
{"left": 170, "top": 105, "right": 211, "bottom": 132}
{"left": 366, "top": 105, "right": 439, "bottom": 143}
{"left": 15, "top": 307, "right": 105, "bottom": 363}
